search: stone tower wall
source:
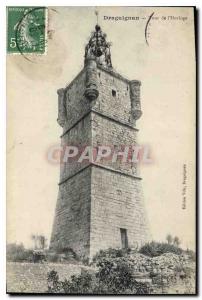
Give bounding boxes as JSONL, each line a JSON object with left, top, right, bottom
{"left": 50, "top": 167, "right": 91, "bottom": 258}
{"left": 91, "top": 112, "right": 139, "bottom": 176}
{"left": 64, "top": 70, "right": 89, "bottom": 132}
{"left": 50, "top": 63, "right": 149, "bottom": 259}
{"left": 93, "top": 67, "right": 132, "bottom": 125}
{"left": 60, "top": 113, "right": 91, "bottom": 181}
{"left": 90, "top": 166, "right": 149, "bottom": 258}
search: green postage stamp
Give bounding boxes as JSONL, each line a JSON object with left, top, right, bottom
{"left": 7, "top": 7, "right": 47, "bottom": 54}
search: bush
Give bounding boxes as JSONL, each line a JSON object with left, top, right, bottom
{"left": 139, "top": 241, "right": 183, "bottom": 257}
{"left": 95, "top": 257, "right": 150, "bottom": 294}
{"left": 185, "top": 249, "right": 196, "bottom": 261}
{"left": 47, "top": 270, "right": 63, "bottom": 293}
{"left": 7, "top": 243, "right": 48, "bottom": 263}
{"left": 55, "top": 247, "right": 80, "bottom": 262}
{"left": 7, "top": 243, "right": 80, "bottom": 264}
{"left": 92, "top": 248, "right": 131, "bottom": 263}
{"left": 7, "top": 243, "right": 33, "bottom": 262}
{"left": 32, "top": 250, "right": 46, "bottom": 263}
{"left": 47, "top": 256, "right": 151, "bottom": 294}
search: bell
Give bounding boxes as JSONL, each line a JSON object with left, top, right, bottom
{"left": 96, "top": 47, "right": 102, "bottom": 57}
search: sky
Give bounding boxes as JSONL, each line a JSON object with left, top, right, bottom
{"left": 7, "top": 6, "right": 196, "bottom": 250}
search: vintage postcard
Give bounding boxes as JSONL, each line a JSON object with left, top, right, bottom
{"left": 6, "top": 6, "right": 196, "bottom": 294}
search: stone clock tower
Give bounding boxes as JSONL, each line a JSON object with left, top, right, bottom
{"left": 50, "top": 25, "right": 150, "bottom": 259}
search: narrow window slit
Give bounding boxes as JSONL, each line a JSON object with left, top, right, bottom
{"left": 112, "top": 89, "right": 116, "bottom": 97}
